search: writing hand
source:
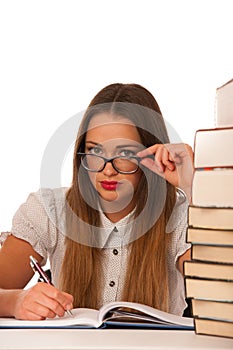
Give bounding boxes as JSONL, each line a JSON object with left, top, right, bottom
{"left": 12, "top": 282, "right": 73, "bottom": 320}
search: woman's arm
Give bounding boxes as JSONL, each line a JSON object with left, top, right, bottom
{"left": 0, "top": 235, "right": 73, "bottom": 319}
{"left": 176, "top": 248, "right": 191, "bottom": 275}
{"left": 0, "top": 235, "right": 41, "bottom": 289}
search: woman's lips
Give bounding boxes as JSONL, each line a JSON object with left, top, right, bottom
{"left": 100, "top": 181, "right": 119, "bottom": 190}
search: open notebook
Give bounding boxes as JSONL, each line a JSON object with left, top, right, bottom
{"left": 0, "top": 300, "right": 194, "bottom": 329}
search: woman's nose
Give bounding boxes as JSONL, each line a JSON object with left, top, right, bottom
{"left": 102, "top": 161, "right": 118, "bottom": 176}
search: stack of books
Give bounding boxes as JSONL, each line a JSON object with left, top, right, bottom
{"left": 184, "top": 79, "right": 233, "bottom": 339}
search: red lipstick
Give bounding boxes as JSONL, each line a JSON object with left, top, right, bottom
{"left": 100, "top": 181, "right": 119, "bottom": 190}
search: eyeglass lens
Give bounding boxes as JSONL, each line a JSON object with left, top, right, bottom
{"left": 82, "top": 154, "right": 139, "bottom": 173}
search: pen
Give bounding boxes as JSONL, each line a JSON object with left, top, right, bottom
{"left": 29, "top": 255, "right": 73, "bottom": 317}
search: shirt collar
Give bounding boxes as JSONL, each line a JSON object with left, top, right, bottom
{"left": 98, "top": 208, "right": 135, "bottom": 248}
{"left": 90, "top": 189, "right": 187, "bottom": 248}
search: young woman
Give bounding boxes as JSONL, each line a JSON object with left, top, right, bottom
{"left": 0, "top": 83, "right": 194, "bottom": 320}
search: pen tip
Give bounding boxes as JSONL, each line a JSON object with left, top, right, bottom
{"left": 67, "top": 309, "right": 73, "bottom": 317}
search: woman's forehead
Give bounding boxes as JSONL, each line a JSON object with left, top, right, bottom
{"left": 87, "top": 112, "right": 135, "bottom": 129}
{"left": 86, "top": 114, "right": 142, "bottom": 145}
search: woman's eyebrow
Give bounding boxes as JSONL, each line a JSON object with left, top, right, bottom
{"left": 115, "top": 144, "right": 140, "bottom": 149}
{"left": 85, "top": 141, "right": 103, "bottom": 147}
{"left": 86, "top": 141, "right": 140, "bottom": 149}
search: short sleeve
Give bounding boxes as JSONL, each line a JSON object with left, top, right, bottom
{"left": 174, "top": 211, "right": 191, "bottom": 262}
{"left": 0, "top": 231, "right": 11, "bottom": 247}
{"left": 169, "top": 189, "right": 191, "bottom": 263}
{"left": 10, "top": 189, "right": 62, "bottom": 265}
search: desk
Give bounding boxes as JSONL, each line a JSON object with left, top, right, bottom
{"left": 1, "top": 329, "right": 233, "bottom": 350}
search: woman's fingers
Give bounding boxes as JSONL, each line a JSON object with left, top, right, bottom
{"left": 138, "top": 143, "right": 194, "bottom": 197}
{"left": 138, "top": 144, "right": 176, "bottom": 174}
{"left": 13, "top": 283, "right": 73, "bottom": 320}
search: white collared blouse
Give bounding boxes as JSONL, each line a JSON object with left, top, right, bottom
{"left": 0, "top": 187, "right": 190, "bottom": 315}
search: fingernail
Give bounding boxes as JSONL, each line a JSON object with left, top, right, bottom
{"left": 169, "top": 164, "right": 175, "bottom": 171}
{"left": 66, "top": 303, "right": 73, "bottom": 310}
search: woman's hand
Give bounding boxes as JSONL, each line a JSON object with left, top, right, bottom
{"left": 137, "top": 143, "right": 194, "bottom": 202}
{"left": 11, "top": 283, "right": 73, "bottom": 320}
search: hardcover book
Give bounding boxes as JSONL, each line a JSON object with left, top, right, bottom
{"left": 194, "top": 317, "right": 233, "bottom": 339}
{"left": 194, "top": 127, "right": 233, "bottom": 169}
{"left": 215, "top": 78, "right": 233, "bottom": 128}
{"left": 191, "top": 244, "right": 233, "bottom": 264}
{"left": 184, "top": 260, "right": 233, "bottom": 280}
{"left": 186, "top": 227, "right": 233, "bottom": 245}
{"left": 185, "top": 278, "right": 233, "bottom": 301}
{"left": 192, "top": 169, "right": 233, "bottom": 207}
{"left": 192, "top": 299, "right": 233, "bottom": 322}
{"left": 188, "top": 206, "right": 233, "bottom": 230}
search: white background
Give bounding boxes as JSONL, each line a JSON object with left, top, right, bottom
{"left": 0, "top": 0, "right": 233, "bottom": 231}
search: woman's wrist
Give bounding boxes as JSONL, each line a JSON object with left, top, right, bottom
{"left": 0, "top": 289, "right": 21, "bottom": 317}
{"left": 177, "top": 185, "right": 192, "bottom": 204}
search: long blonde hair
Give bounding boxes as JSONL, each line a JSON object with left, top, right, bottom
{"left": 60, "top": 83, "right": 176, "bottom": 312}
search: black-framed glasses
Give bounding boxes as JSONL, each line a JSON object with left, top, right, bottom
{"left": 77, "top": 152, "right": 143, "bottom": 174}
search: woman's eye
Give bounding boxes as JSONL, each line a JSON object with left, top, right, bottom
{"left": 119, "top": 150, "right": 135, "bottom": 157}
{"left": 88, "top": 147, "right": 103, "bottom": 155}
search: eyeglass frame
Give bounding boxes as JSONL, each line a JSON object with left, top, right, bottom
{"left": 77, "top": 152, "right": 148, "bottom": 174}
